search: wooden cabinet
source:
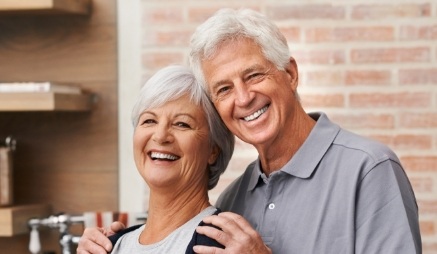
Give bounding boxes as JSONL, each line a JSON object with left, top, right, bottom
{"left": 0, "top": 91, "right": 95, "bottom": 236}
{"left": 0, "top": 0, "right": 118, "bottom": 252}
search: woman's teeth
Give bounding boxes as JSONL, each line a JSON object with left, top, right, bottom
{"left": 244, "top": 106, "right": 268, "bottom": 122}
{"left": 151, "top": 152, "right": 179, "bottom": 160}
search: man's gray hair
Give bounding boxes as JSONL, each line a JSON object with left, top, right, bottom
{"left": 189, "top": 8, "right": 291, "bottom": 94}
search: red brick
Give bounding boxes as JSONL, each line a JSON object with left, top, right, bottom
{"left": 399, "top": 113, "right": 437, "bottom": 128}
{"left": 423, "top": 242, "right": 437, "bottom": 254}
{"left": 301, "top": 93, "right": 344, "bottom": 108}
{"left": 400, "top": 25, "right": 437, "bottom": 40}
{"left": 267, "top": 5, "right": 345, "bottom": 20}
{"left": 421, "top": 221, "right": 436, "bottom": 237}
{"left": 142, "top": 8, "right": 184, "bottom": 24}
{"left": 420, "top": 221, "right": 436, "bottom": 236}
{"left": 409, "top": 177, "right": 433, "bottom": 193}
{"left": 345, "top": 70, "right": 391, "bottom": 86}
{"left": 351, "top": 4, "right": 431, "bottom": 20}
{"left": 144, "top": 30, "right": 192, "bottom": 46}
{"left": 141, "top": 52, "right": 184, "bottom": 68}
{"left": 305, "top": 70, "right": 343, "bottom": 86}
{"left": 417, "top": 200, "right": 437, "bottom": 215}
{"left": 349, "top": 92, "right": 431, "bottom": 108}
{"left": 188, "top": 7, "right": 222, "bottom": 23}
{"left": 188, "top": 6, "right": 262, "bottom": 22}
{"left": 351, "top": 47, "right": 430, "bottom": 63}
{"left": 293, "top": 49, "right": 346, "bottom": 65}
{"left": 367, "top": 134, "right": 432, "bottom": 150}
{"left": 305, "top": 27, "right": 394, "bottom": 42}
{"left": 329, "top": 113, "right": 395, "bottom": 129}
{"left": 279, "top": 27, "right": 301, "bottom": 43}
{"left": 399, "top": 68, "right": 437, "bottom": 85}
{"left": 401, "top": 156, "right": 437, "bottom": 172}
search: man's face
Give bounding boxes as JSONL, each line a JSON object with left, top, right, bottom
{"left": 201, "top": 38, "right": 298, "bottom": 147}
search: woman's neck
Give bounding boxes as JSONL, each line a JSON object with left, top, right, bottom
{"left": 139, "top": 187, "right": 210, "bottom": 245}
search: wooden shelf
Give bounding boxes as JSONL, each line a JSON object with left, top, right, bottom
{"left": 0, "top": 92, "right": 95, "bottom": 112}
{"left": 0, "top": 204, "right": 51, "bottom": 236}
{"left": 0, "top": 0, "right": 91, "bottom": 15}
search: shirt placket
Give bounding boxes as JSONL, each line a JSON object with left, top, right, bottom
{"left": 258, "top": 172, "right": 284, "bottom": 245}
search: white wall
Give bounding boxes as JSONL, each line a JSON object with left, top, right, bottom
{"left": 117, "top": 0, "right": 148, "bottom": 213}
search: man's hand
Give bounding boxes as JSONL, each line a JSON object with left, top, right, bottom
{"left": 193, "top": 212, "right": 272, "bottom": 254}
{"left": 77, "top": 221, "right": 126, "bottom": 254}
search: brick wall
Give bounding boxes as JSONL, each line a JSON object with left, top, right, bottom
{"left": 140, "top": 1, "right": 437, "bottom": 252}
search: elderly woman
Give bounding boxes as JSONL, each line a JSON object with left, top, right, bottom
{"left": 77, "top": 65, "right": 234, "bottom": 254}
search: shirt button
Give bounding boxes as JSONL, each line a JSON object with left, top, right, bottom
{"left": 268, "top": 203, "right": 275, "bottom": 210}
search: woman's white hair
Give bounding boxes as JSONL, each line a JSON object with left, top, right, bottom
{"left": 131, "top": 65, "right": 234, "bottom": 190}
{"left": 189, "top": 8, "right": 291, "bottom": 94}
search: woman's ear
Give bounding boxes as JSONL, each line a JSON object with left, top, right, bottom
{"left": 208, "top": 145, "right": 220, "bottom": 165}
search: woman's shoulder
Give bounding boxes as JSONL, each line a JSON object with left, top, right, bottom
{"left": 185, "top": 208, "right": 224, "bottom": 254}
{"left": 108, "top": 224, "right": 144, "bottom": 246}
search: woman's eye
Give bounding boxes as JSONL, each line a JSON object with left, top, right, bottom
{"left": 217, "top": 86, "right": 230, "bottom": 95}
{"left": 141, "top": 119, "right": 156, "bottom": 125}
{"left": 175, "top": 122, "right": 191, "bottom": 128}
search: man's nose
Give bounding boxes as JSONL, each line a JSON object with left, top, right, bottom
{"left": 234, "top": 83, "right": 252, "bottom": 107}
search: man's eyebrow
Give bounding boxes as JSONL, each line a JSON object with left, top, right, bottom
{"left": 211, "top": 80, "right": 230, "bottom": 92}
{"left": 241, "top": 64, "right": 264, "bottom": 76}
{"left": 211, "top": 64, "right": 266, "bottom": 91}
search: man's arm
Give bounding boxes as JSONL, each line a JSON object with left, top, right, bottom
{"left": 77, "top": 221, "right": 125, "bottom": 254}
{"left": 192, "top": 212, "right": 272, "bottom": 254}
{"left": 355, "top": 160, "right": 421, "bottom": 253}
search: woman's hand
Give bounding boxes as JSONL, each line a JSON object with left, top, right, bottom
{"left": 76, "top": 221, "right": 125, "bottom": 254}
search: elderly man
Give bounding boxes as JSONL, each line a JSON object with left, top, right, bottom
{"left": 188, "top": 8, "right": 420, "bottom": 254}
{"left": 78, "top": 8, "right": 421, "bottom": 254}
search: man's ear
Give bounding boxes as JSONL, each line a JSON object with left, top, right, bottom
{"left": 284, "top": 57, "right": 299, "bottom": 89}
{"left": 208, "top": 145, "right": 220, "bottom": 165}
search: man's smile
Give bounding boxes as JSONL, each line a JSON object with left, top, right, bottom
{"left": 243, "top": 105, "right": 269, "bottom": 122}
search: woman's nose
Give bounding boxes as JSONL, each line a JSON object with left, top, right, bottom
{"left": 152, "top": 124, "right": 173, "bottom": 144}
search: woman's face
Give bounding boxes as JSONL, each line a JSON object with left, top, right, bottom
{"left": 133, "top": 94, "right": 218, "bottom": 192}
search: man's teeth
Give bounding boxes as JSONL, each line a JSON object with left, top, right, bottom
{"left": 244, "top": 106, "right": 268, "bottom": 122}
{"left": 151, "top": 152, "right": 178, "bottom": 160}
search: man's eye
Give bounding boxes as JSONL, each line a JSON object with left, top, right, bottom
{"left": 247, "top": 73, "right": 263, "bottom": 80}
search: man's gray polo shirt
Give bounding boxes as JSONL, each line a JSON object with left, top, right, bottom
{"left": 216, "top": 112, "right": 421, "bottom": 253}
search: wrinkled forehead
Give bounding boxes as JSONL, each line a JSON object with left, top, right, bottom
{"left": 201, "top": 38, "right": 266, "bottom": 78}
{"left": 203, "top": 36, "right": 259, "bottom": 60}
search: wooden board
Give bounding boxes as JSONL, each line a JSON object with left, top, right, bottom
{"left": 0, "top": 0, "right": 91, "bottom": 15}
{"left": 0, "top": 92, "right": 94, "bottom": 111}
{"left": 0, "top": 204, "right": 51, "bottom": 236}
